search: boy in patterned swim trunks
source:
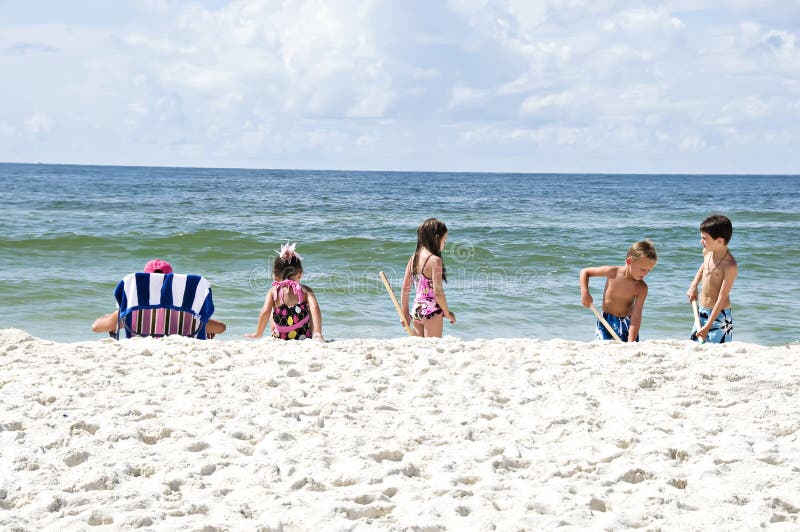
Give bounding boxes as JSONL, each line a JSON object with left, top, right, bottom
{"left": 687, "top": 215, "right": 738, "bottom": 343}
{"left": 579, "top": 241, "right": 658, "bottom": 342}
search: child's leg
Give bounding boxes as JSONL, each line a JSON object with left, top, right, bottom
{"left": 412, "top": 319, "right": 425, "bottom": 336}
{"left": 422, "top": 314, "right": 444, "bottom": 337}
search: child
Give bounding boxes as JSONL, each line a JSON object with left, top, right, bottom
{"left": 246, "top": 243, "right": 324, "bottom": 341}
{"left": 401, "top": 218, "right": 456, "bottom": 337}
{"left": 687, "top": 214, "right": 737, "bottom": 343}
{"left": 579, "top": 240, "right": 657, "bottom": 342}
{"left": 91, "top": 259, "right": 227, "bottom": 339}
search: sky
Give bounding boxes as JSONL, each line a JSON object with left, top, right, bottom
{"left": 1, "top": 0, "right": 798, "bottom": 173}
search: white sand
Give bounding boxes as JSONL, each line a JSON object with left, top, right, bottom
{"left": 1, "top": 328, "right": 799, "bottom": 530}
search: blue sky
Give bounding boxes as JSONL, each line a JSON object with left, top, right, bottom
{"left": 1, "top": 0, "right": 798, "bottom": 173}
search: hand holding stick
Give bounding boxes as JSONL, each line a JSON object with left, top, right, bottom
{"left": 691, "top": 300, "right": 705, "bottom": 343}
{"left": 590, "top": 303, "right": 622, "bottom": 342}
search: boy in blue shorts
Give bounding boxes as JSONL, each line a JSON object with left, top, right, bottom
{"left": 687, "top": 214, "right": 738, "bottom": 343}
{"left": 579, "top": 240, "right": 657, "bottom": 342}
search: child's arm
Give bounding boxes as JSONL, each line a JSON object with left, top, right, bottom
{"left": 305, "top": 288, "right": 324, "bottom": 341}
{"left": 696, "top": 262, "right": 738, "bottom": 340}
{"left": 400, "top": 256, "right": 414, "bottom": 325}
{"left": 206, "top": 318, "right": 226, "bottom": 339}
{"left": 686, "top": 263, "right": 703, "bottom": 301}
{"left": 430, "top": 256, "right": 455, "bottom": 324}
{"left": 627, "top": 283, "right": 649, "bottom": 342}
{"left": 245, "top": 288, "right": 275, "bottom": 338}
{"left": 92, "top": 310, "right": 119, "bottom": 333}
{"left": 579, "top": 266, "right": 614, "bottom": 307}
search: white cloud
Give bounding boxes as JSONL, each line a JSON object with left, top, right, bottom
{"left": 449, "top": 86, "right": 487, "bottom": 107}
{"left": 0, "top": 0, "right": 797, "bottom": 172}
{"left": 25, "top": 114, "right": 53, "bottom": 137}
{"left": 603, "top": 7, "right": 685, "bottom": 34}
{"left": 679, "top": 136, "right": 707, "bottom": 152}
{"left": 520, "top": 90, "right": 577, "bottom": 114}
{"left": 4, "top": 41, "right": 59, "bottom": 55}
{"left": 0, "top": 122, "right": 16, "bottom": 137}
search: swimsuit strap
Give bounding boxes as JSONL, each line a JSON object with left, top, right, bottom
{"left": 417, "top": 254, "right": 435, "bottom": 279}
{"left": 272, "top": 279, "right": 304, "bottom": 305}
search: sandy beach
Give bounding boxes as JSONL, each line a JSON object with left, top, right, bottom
{"left": 1, "top": 328, "right": 799, "bottom": 530}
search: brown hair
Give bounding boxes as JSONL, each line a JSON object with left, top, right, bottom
{"left": 274, "top": 253, "right": 303, "bottom": 281}
{"left": 627, "top": 240, "right": 658, "bottom": 262}
{"left": 413, "top": 218, "right": 448, "bottom": 281}
{"left": 700, "top": 214, "right": 733, "bottom": 244}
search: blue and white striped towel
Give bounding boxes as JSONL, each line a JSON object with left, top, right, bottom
{"left": 113, "top": 273, "right": 215, "bottom": 339}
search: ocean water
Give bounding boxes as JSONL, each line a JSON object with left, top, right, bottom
{"left": 0, "top": 163, "right": 797, "bottom": 345}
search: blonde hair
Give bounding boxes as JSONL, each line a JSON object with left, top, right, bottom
{"left": 627, "top": 240, "right": 657, "bottom": 262}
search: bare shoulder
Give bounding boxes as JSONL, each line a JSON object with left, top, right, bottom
{"left": 582, "top": 264, "right": 617, "bottom": 277}
{"left": 608, "top": 265, "right": 625, "bottom": 278}
{"left": 301, "top": 283, "right": 315, "bottom": 295}
{"left": 418, "top": 254, "right": 441, "bottom": 279}
{"left": 723, "top": 252, "right": 738, "bottom": 274}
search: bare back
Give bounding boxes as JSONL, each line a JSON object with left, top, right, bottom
{"left": 414, "top": 249, "right": 437, "bottom": 279}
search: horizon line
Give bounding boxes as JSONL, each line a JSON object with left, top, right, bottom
{"left": 1, "top": 160, "right": 798, "bottom": 178}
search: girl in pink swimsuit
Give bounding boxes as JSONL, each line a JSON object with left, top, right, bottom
{"left": 401, "top": 218, "right": 456, "bottom": 337}
{"left": 246, "top": 243, "right": 324, "bottom": 341}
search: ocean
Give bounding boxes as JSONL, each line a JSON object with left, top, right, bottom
{"left": 0, "top": 162, "right": 797, "bottom": 345}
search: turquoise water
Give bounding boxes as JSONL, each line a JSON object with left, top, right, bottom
{"left": 1, "top": 163, "right": 797, "bottom": 345}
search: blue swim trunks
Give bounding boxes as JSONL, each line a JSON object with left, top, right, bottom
{"left": 595, "top": 313, "right": 639, "bottom": 342}
{"left": 691, "top": 306, "right": 733, "bottom": 343}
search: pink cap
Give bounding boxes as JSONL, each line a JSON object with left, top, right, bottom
{"left": 143, "top": 259, "right": 173, "bottom": 274}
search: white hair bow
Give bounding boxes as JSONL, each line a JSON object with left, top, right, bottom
{"left": 277, "top": 242, "right": 303, "bottom": 261}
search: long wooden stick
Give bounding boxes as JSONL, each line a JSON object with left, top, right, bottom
{"left": 691, "top": 300, "right": 705, "bottom": 343}
{"left": 590, "top": 303, "right": 622, "bottom": 342}
{"left": 379, "top": 271, "right": 414, "bottom": 336}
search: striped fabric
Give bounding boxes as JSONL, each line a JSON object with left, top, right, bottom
{"left": 128, "top": 308, "right": 200, "bottom": 337}
{"left": 113, "top": 273, "right": 215, "bottom": 339}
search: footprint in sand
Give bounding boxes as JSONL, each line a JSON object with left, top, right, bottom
{"left": 589, "top": 497, "right": 607, "bottom": 512}
{"left": 75, "top": 473, "right": 120, "bottom": 492}
{"left": 337, "top": 503, "right": 395, "bottom": 520}
{"left": 772, "top": 498, "right": 800, "bottom": 515}
{"left": 619, "top": 468, "right": 653, "bottom": 484}
{"left": 669, "top": 478, "right": 688, "bottom": 489}
{"left": 230, "top": 430, "right": 256, "bottom": 443}
{"left": 370, "top": 450, "right": 404, "bottom": 462}
{"left": 35, "top": 395, "right": 57, "bottom": 406}
{"left": 70, "top": 421, "right": 100, "bottom": 436}
{"left": 137, "top": 427, "right": 172, "bottom": 445}
{"left": 85, "top": 510, "right": 114, "bottom": 526}
{"left": 353, "top": 494, "right": 375, "bottom": 505}
{"left": 185, "top": 441, "right": 209, "bottom": 452}
{"left": 63, "top": 450, "right": 89, "bottom": 467}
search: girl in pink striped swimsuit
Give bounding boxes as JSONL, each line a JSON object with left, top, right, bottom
{"left": 246, "top": 243, "right": 324, "bottom": 341}
{"left": 401, "top": 218, "right": 456, "bottom": 337}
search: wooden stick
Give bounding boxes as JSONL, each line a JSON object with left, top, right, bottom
{"left": 379, "top": 271, "right": 414, "bottom": 336}
{"left": 691, "top": 300, "right": 705, "bottom": 343}
{"left": 590, "top": 303, "right": 622, "bottom": 342}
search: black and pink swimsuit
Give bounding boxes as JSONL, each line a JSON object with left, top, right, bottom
{"left": 272, "top": 280, "right": 311, "bottom": 340}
